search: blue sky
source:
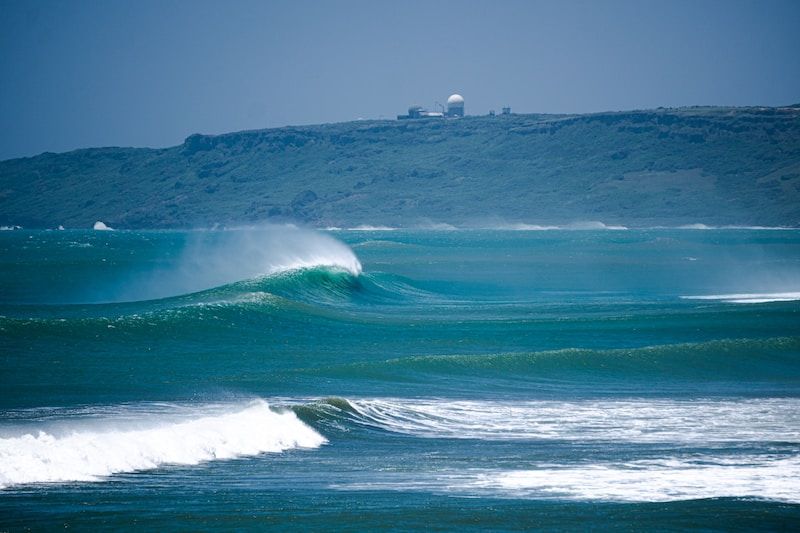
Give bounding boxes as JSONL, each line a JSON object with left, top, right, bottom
{"left": 1, "top": 0, "right": 798, "bottom": 160}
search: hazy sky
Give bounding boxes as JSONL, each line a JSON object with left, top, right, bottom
{"left": 1, "top": 0, "right": 798, "bottom": 160}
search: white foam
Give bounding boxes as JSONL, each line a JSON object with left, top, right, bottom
{"left": 718, "top": 225, "right": 796, "bottom": 230}
{"left": 414, "top": 222, "right": 458, "bottom": 230}
{"left": 0, "top": 400, "right": 325, "bottom": 489}
{"left": 659, "top": 224, "right": 797, "bottom": 231}
{"left": 488, "top": 223, "right": 561, "bottom": 231}
{"left": 469, "top": 456, "right": 800, "bottom": 502}
{"left": 678, "top": 223, "right": 713, "bottom": 229}
{"left": 477, "top": 221, "right": 628, "bottom": 231}
{"left": 333, "top": 455, "right": 800, "bottom": 503}
{"left": 682, "top": 292, "right": 800, "bottom": 304}
{"left": 267, "top": 254, "right": 362, "bottom": 277}
{"left": 348, "top": 225, "right": 397, "bottom": 231}
{"left": 344, "top": 398, "right": 800, "bottom": 443}
{"left": 563, "top": 221, "right": 628, "bottom": 230}
{"left": 93, "top": 221, "right": 113, "bottom": 231}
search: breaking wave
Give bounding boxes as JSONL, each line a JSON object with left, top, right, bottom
{"left": 313, "top": 395, "right": 800, "bottom": 502}
{"left": 0, "top": 400, "right": 325, "bottom": 489}
{"left": 109, "top": 225, "right": 362, "bottom": 302}
{"left": 315, "top": 395, "right": 800, "bottom": 502}
{"left": 296, "top": 396, "right": 800, "bottom": 443}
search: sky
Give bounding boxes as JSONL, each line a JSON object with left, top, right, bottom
{"left": 0, "top": 0, "right": 798, "bottom": 160}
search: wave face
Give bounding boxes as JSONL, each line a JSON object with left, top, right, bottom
{"left": 114, "top": 225, "right": 361, "bottom": 303}
{"left": 0, "top": 400, "right": 325, "bottom": 489}
{"left": 303, "top": 337, "right": 800, "bottom": 391}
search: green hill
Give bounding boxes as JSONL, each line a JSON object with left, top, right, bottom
{"left": 2, "top": 106, "right": 800, "bottom": 228}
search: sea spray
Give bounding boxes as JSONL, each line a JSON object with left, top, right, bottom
{"left": 112, "top": 225, "right": 361, "bottom": 302}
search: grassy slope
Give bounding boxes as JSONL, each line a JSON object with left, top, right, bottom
{"left": 1, "top": 106, "right": 799, "bottom": 228}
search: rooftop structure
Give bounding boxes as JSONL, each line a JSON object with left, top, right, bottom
{"left": 398, "top": 93, "right": 465, "bottom": 120}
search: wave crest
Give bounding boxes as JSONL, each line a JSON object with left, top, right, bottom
{"left": 109, "top": 225, "right": 361, "bottom": 302}
{"left": 304, "top": 337, "right": 800, "bottom": 385}
{"left": 0, "top": 400, "right": 325, "bottom": 489}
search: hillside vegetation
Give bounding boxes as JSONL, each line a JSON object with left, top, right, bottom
{"left": 2, "top": 106, "right": 800, "bottom": 228}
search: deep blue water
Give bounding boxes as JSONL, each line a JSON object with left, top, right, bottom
{"left": 1, "top": 227, "right": 799, "bottom": 530}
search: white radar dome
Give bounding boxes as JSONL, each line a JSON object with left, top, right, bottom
{"left": 447, "top": 94, "right": 464, "bottom": 105}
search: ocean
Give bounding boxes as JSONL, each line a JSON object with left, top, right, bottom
{"left": 1, "top": 226, "right": 799, "bottom": 530}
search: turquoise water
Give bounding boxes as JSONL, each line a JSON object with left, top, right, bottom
{"left": 1, "top": 227, "right": 799, "bottom": 530}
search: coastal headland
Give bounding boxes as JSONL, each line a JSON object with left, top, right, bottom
{"left": 2, "top": 106, "right": 799, "bottom": 229}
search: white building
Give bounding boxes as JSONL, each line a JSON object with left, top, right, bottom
{"left": 446, "top": 94, "right": 465, "bottom": 117}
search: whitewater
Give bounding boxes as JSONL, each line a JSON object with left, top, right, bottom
{"left": 1, "top": 226, "right": 799, "bottom": 530}
{"left": 0, "top": 400, "right": 324, "bottom": 489}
